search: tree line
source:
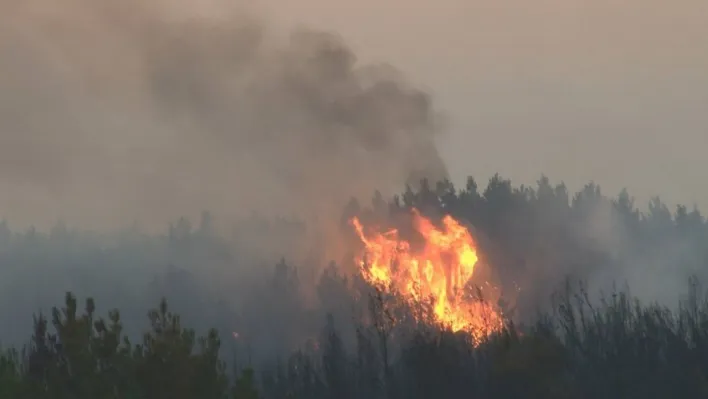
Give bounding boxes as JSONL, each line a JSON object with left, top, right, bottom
{"left": 2, "top": 174, "right": 708, "bottom": 398}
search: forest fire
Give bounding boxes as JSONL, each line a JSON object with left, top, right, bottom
{"left": 351, "top": 209, "right": 504, "bottom": 343}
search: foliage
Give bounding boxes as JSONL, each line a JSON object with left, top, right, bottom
{"left": 3, "top": 174, "right": 708, "bottom": 397}
{"left": 1, "top": 293, "right": 236, "bottom": 399}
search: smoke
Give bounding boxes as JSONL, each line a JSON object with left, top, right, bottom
{"left": 0, "top": 0, "right": 447, "bottom": 232}
{"left": 518, "top": 182, "right": 704, "bottom": 311}
{"left": 577, "top": 196, "right": 699, "bottom": 308}
{"left": 2, "top": 0, "right": 703, "bottom": 364}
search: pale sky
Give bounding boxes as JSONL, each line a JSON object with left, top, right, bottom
{"left": 258, "top": 0, "right": 708, "bottom": 208}
{"left": 0, "top": 0, "right": 706, "bottom": 229}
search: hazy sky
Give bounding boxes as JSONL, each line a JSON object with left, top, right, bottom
{"left": 259, "top": 0, "right": 708, "bottom": 207}
{"left": 0, "top": 0, "right": 707, "bottom": 229}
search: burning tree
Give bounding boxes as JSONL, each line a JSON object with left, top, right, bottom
{"left": 350, "top": 208, "right": 505, "bottom": 344}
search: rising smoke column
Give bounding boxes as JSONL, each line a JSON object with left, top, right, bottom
{"left": 0, "top": 0, "right": 448, "bottom": 232}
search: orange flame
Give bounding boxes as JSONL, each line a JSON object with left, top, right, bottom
{"left": 351, "top": 209, "right": 503, "bottom": 343}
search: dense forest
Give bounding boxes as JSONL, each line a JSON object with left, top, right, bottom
{"left": 2, "top": 174, "right": 708, "bottom": 398}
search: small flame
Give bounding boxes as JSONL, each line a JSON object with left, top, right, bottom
{"left": 351, "top": 209, "right": 503, "bottom": 343}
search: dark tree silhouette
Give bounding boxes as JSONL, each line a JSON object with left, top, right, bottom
{"left": 3, "top": 174, "right": 708, "bottom": 398}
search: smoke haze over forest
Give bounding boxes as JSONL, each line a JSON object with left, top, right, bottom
{"left": 1, "top": 3, "right": 708, "bottom": 394}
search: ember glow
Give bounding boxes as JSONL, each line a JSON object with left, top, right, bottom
{"left": 351, "top": 209, "right": 504, "bottom": 343}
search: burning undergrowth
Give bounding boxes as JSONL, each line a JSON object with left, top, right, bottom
{"left": 347, "top": 208, "right": 507, "bottom": 345}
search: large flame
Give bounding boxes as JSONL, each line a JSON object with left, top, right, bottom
{"left": 351, "top": 209, "right": 503, "bottom": 343}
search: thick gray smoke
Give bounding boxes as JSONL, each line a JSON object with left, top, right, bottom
{"left": 0, "top": 0, "right": 452, "bottom": 355}
{"left": 0, "top": 0, "right": 447, "bottom": 232}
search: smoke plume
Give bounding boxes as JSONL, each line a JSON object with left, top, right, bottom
{"left": 0, "top": 0, "right": 448, "bottom": 232}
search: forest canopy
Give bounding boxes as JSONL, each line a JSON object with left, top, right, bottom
{"left": 2, "top": 174, "right": 708, "bottom": 398}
